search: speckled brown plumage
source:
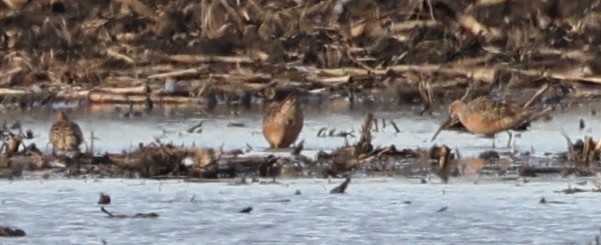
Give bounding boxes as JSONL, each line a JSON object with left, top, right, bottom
{"left": 50, "top": 112, "right": 84, "bottom": 155}
{"left": 262, "top": 95, "right": 303, "bottom": 148}
{"left": 431, "top": 83, "right": 552, "bottom": 142}
{"left": 448, "top": 96, "right": 537, "bottom": 136}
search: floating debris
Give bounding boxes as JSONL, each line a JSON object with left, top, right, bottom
{"left": 0, "top": 226, "right": 26, "bottom": 237}
{"left": 539, "top": 197, "right": 569, "bottom": 204}
{"left": 330, "top": 177, "right": 351, "bottom": 194}
{"left": 227, "top": 122, "right": 246, "bottom": 128}
{"left": 239, "top": 207, "right": 253, "bottom": 214}
{"left": 554, "top": 186, "right": 589, "bottom": 195}
{"left": 98, "top": 192, "right": 111, "bottom": 205}
{"left": 100, "top": 207, "right": 158, "bottom": 219}
{"left": 186, "top": 121, "right": 204, "bottom": 134}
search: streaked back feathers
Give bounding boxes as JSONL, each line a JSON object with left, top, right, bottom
{"left": 50, "top": 112, "right": 84, "bottom": 153}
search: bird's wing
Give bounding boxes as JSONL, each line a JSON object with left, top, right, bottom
{"left": 467, "top": 97, "right": 520, "bottom": 121}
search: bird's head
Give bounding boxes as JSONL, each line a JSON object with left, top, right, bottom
{"left": 57, "top": 111, "right": 69, "bottom": 121}
{"left": 448, "top": 100, "right": 465, "bottom": 119}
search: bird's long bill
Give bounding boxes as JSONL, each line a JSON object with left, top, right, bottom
{"left": 430, "top": 116, "right": 458, "bottom": 142}
{"left": 282, "top": 92, "right": 299, "bottom": 106}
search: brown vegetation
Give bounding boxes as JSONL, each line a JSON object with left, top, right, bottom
{"left": 2, "top": 0, "right": 601, "bottom": 181}
{"left": 1, "top": 0, "right": 601, "bottom": 110}
{"left": 1, "top": 108, "right": 600, "bottom": 183}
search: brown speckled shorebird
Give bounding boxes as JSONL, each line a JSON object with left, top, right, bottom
{"left": 431, "top": 96, "right": 551, "bottom": 144}
{"left": 262, "top": 94, "right": 303, "bottom": 148}
{"left": 431, "top": 83, "right": 551, "bottom": 144}
{"left": 50, "top": 111, "right": 84, "bottom": 156}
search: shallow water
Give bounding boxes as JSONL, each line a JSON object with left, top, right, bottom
{"left": 3, "top": 101, "right": 601, "bottom": 157}
{"left": 3, "top": 102, "right": 601, "bottom": 244}
{"left": 1, "top": 178, "right": 601, "bottom": 244}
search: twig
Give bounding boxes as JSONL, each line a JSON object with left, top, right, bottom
{"left": 329, "top": 177, "right": 351, "bottom": 194}
{"left": 390, "top": 120, "right": 401, "bottom": 133}
{"left": 106, "top": 48, "right": 136, "bottom": 64}
{"left": 112, "top": 0, "right": 159, "bottom": 23}
{"left": 166, "top": 54, "right": 254, "bottom": 64}
{"left": 147, "top": 66, "right": 209, "bottom": 79}
{"left": 522, "top": 83, "right": 550, "bottom": 108}
{"left": 187, "top": 121, "right": 204, "bottom": 133}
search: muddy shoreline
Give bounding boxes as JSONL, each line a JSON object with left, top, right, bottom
{"left": 3, "top": 0, "right": 601, "bottom": 181}
{"left": 1, "top": 103, "right": 600, "bottom": 182}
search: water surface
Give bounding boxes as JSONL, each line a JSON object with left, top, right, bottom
{"left": 3, "top": 101, "right": 600, "bottom": 157}
{"left": 1, "top": 178, "right": 600, "bottom": 244}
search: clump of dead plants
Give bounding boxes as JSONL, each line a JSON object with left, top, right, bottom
{"left": 0, "top": 0, "right": 600, "bottom": 111}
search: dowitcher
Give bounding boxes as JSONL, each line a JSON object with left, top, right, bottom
{"left": 431, "top": 96, "right": 550, "bottom": 142}
{"left": 49, "top": 111, "right": 84, "bottom": 156}
{"left": 262, "top": 94, "right": 303, "bottom": 148}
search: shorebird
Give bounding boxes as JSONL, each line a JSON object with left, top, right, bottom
{"left": 431, "top": 83, "right": 551, "bottom": 144}
{"left": 431, "top": 96, "right": 551, "bottom": 145}
{"left": 262, "top": 94, "right": 303, "bottom": 148}
{"left": 49, "top": 111, "right": 84, "bottom": 156}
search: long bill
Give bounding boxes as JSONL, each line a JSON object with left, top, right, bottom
{"left": 430, "top": 116, "right": 458, "bottom": 142}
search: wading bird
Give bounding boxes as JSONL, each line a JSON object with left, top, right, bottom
{"left": 431, "top": 85, "right": 551, "bottom": 146}
{"left": 262, "top": 94, "right": 303, "bottom": 148}
{"left": 431, "top": 97, "right": 551, "bottom": 147}
{"left": 49, "top": 111, "right": 84, "bottom": 157}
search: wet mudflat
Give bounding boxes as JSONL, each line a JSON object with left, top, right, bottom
{"left": 1, "top": 178, "right": 601, "bottom": 244}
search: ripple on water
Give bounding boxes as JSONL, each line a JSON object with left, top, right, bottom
{"left": 1, "top": 178, "right": 601, "bottom": 244}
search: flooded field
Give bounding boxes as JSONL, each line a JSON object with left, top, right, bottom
{"left": 3, "top": 100, "right": 600, "bottom": 158}
{"left": 3, "top": 101, "right": 601, "bottom": 243}
{"left": 3, "top": 0, "right": 601, "bottom": 242}
{"left": 1, "top": 178, "right": 601, "bottom": 244}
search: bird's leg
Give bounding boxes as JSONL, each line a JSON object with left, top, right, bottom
{"left": 510, "top": 135, "right": 517, "bottom": 155}
{"left": 506, "top": 131, "right": 513, "bottom": 148}
{"left": 491, "top": 134, "right": 496, "bottom": 148}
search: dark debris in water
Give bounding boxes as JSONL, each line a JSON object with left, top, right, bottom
{"left": 539, "top": 197, "right": 570, "bottom": 204}
{"left": 98, "top": 192, "right": 111, "bottom": 205}
{"left": 553, "top": 186, "right": 593, "bottom": 195}
{"left": 0, "top": 225, "right": 26, "bottom": 237}
{"left": 0, "top": 109, "right": 600, "bottom": 184}
{"left": 100, "top": 207, "right": 158, "bottom": 219}
{"left": 239, "top": 207, "right": 253, "bottom": 214}
{"left": 330, "top": 177, "right": 351, "bottom": 194}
